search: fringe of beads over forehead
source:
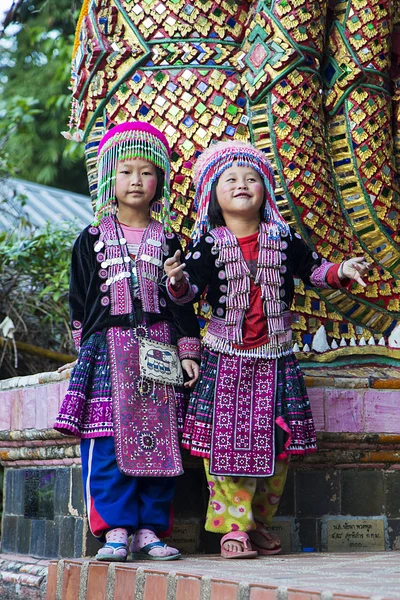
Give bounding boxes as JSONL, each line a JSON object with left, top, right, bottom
{"left": 192, "top": 141, "right": 289, "bottom": 242}
{"left": 94, "top": 123, "right": 172, "bottom": 230}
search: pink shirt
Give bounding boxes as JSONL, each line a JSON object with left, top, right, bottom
{"left": 119, "top": 223, "right": 145, "bottom": 257}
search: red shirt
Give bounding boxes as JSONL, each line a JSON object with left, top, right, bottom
{"left": 235, "top": 231, "right": 269, "bottom": 349}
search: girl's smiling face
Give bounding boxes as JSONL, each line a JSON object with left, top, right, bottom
{"left": 115, "top": 158, "right": 158, "bottom": 213}
{"left": 215, "top": 164, "right": 264, "bottom": 221}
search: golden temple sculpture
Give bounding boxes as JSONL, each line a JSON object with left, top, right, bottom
{"left": 66, "top": 0, "right": 400, "bottom": 360}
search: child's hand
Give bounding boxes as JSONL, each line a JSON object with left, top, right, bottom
{"left": 57, "top": 359, "right": 77, "bottom": 373}
{"left": 340, "top": 257, "right": 371, "bottom": 287}
{"left": 181, "top": 359, "right": 200, "bottom": 389}
{"left": 164, "top": 249, "right": 186, "bottom": 286}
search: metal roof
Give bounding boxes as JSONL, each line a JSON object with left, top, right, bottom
{"left": 0, "top": 177, "right": 93, "bottom": 231}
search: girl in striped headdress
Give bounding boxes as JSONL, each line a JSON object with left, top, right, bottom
{"left": 55, "top": 122, "right": 201, "bottom": 562}
{"left": 165, "top": 140, "right": 370, "bottom": 559}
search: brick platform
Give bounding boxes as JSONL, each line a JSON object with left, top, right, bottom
{"left": 44, "top": 553, "right": 400, "bottom": 600}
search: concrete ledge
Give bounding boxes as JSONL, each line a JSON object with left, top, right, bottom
{"left": 45, "top": 554, "right": 400, "bottom": 600}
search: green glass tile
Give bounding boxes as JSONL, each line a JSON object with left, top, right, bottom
{"left": 169, "top": 106, "right": 180, "bottom": 116}
{"left": 383, "top": 165, "right": 390, "bottom": 176}
{"left": 212, "top": 96, "right": 224, "bottom": 106}
{"left": 296, "top": 296, "right": 306, "bottom": 307}
{"left": 282, "top": 142, "right": 291, "bottom": 151}
{"left": 183, "top": 217, "right": 194, "bottom": 229}
{"left": 120, "top": 83, "right": 128, "bottom": 94}
{"left": 155, "top": 73, "right": 165, "bottom": 82}
{"left": 227, "top": 104, "right": 238, "bottom": 115}
{"left": 196, "top": 102, "right": 207, "bottom": 114}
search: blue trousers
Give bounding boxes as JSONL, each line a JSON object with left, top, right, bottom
{"left": 80, "top": 437, "right": 176, "bottom": 539}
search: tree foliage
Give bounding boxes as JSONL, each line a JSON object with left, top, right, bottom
{"left": 0, "top": 205, "right": 79, "bottom": 378}
{"left": 0, "top": 1, "right": 86, "bottom": 376}
{"left": 0, "top": 0, "right": 88, "bottom": 194}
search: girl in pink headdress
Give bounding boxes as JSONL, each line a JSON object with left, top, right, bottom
{"left": 55, "top": 122, "right": 200, "bottom": 562}
{"left": 165, "top": 141, "right": 370, "bottom": 559}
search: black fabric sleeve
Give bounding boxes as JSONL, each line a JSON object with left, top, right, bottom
{"left": 68, "top": 229, "right": 96, "bottom": 348}
{"left": 287, "top": 227, "right": 324, "bottom": 286}
{"left": 163, "top": 234, "right": 200, "bottom": 342}
{"left": 179, "top": 235, "right": 215, "bottom": 304}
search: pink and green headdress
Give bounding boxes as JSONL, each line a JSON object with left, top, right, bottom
{"left": 94, "top": 121, "right": 172, "bottom": 229}
{"left": 192, "top": 141, "right": 289, "bottom": 242}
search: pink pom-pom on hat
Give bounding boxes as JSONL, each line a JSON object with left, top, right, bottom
{"left": 97, "top": 121, "right": 171, "bottom": 157}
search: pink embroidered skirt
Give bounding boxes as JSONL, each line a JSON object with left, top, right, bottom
{"left": 182, "top": 348, "right": 316, "bottom": 477}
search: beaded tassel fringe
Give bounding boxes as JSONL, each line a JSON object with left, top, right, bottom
{"left": 210, "top": 223, "right": 288, "bottom": 348}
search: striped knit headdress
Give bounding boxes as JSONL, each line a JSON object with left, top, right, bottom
{"left": 94, "top": 121, "right": 172, "bottom": 229}
{"left": 192, "top": 141, "right": 289, "bottom": 242}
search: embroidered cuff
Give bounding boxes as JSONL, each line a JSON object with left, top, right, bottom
{"left": 178, "top": 337, "right": 201, "bottom": 361}
{"left": 166, "top": 275, "right": 196, "bottom": 304}
{"left": 72, "top": 320, "right": 82, "bottom": 352}
{"left": 309, "top": 261, "right": 334, "bottom": 289}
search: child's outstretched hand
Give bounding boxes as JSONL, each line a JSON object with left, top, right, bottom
{"left": 340, "top": 257, "right": 371, "bottom": 288}
{"left": 164, "top": 249, "right": 186, "bottom": 286}
{"left": 181, "top": 359, "right": 200, "bottom": 388}
{"left": 57, "top": 359, "right": 77, "bottom": 373}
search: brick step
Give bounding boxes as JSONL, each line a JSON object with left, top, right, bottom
{"left": 45, "top": 554, "right": 399, "bottom": 600}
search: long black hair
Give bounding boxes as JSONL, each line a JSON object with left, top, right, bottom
{"left": 207, "top": 178, "right": 267, "bottom": 229}
{"left": 152, "top": 166, "right": 165, "bottom": 205}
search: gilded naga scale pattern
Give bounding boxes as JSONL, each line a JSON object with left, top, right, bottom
{"left": 67, "top": 0, "right": 400, "bottom": 356}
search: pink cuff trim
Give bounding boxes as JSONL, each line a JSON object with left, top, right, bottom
{"left": 178, "top": 337, "right": 201, "bottom": 361}
{"left": 72, "top": 326, "right": 82, "bottom": 353}
{"left": 309, "top": 261, "right": 333, "bottom": 288}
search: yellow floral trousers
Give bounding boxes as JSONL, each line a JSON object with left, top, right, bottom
{"left": 204, "top": 458, "right": 289, "bottom": 533}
